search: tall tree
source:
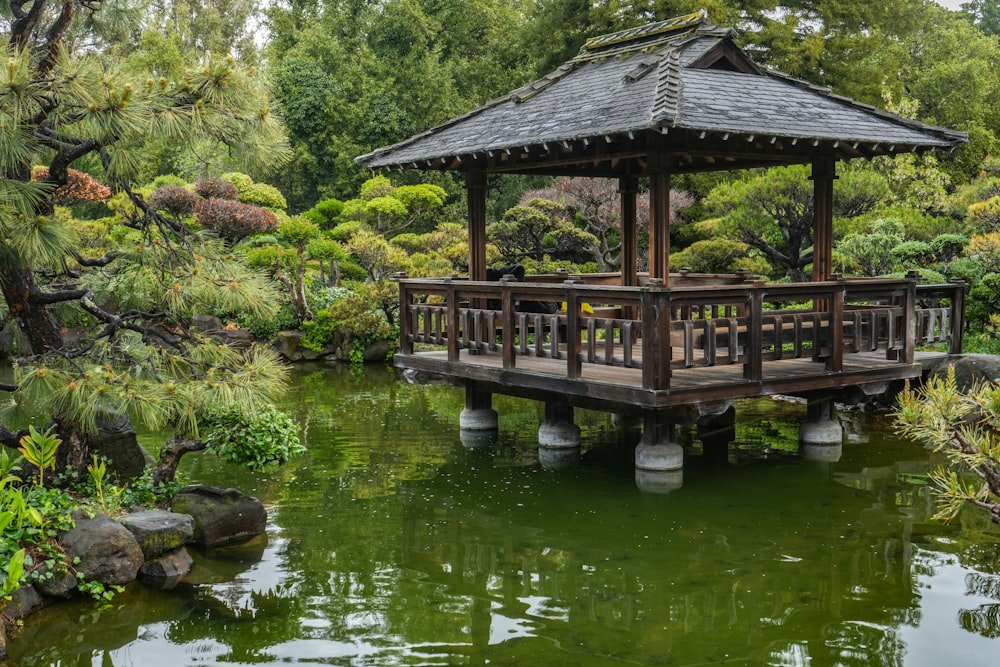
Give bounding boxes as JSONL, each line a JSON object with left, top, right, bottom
{"left": 1, "top": 0, "right": 292, "bottom": 474}
{"left": 265, "top": 0, "right": 535, "bottom": 211}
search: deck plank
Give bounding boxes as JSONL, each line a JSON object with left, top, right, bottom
{"left": 399, "top": 346, "right": 942, "bottom": 410}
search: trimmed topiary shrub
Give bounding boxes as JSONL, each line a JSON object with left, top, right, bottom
{"left": 195, "top": 176, "right": 239, "bottom": 201}
{"left": 148, "top": 185, "right": 201, "bottom": 216}
{"left": 197, "top": 198, "right": 277, "bottom": 243}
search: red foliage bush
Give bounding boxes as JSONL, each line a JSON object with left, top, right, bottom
{"left": 194, "top": 176, "right": 239, "bottom": 200}
{"left": 32, "top": 167, "right": 111, "bottom": 203}
{"left": 148, "top": 185, "right": 201, "bottom": 216}
{"left": 196, "top": 198, "right": 277, "bottom": 243}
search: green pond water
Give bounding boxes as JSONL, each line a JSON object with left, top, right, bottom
{"left": 6, "top": 364, "right": 1000, "bottom": 666}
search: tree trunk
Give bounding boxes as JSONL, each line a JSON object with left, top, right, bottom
{"left": 153, "top": 437, "right": 207, "bottom": 485}
{"left": 0, "top": 265, "right": 65, "bottom": 355}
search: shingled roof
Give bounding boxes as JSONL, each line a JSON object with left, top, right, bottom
{"left": 356, "top": 11, "right": 967, "bottom": 176}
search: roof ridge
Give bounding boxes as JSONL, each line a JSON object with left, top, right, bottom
{"left": 579, "top": 11, "right": 710, "bottom": 53}
{"left": 651, "top": 50, "right": 682, "bottom": 125}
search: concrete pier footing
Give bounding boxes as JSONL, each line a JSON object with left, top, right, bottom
{"left": 634, "top": 412, "right": 684, "bottom": 492}
{"left": 460, "top": 385, "right": 498, "bottom": 432}
{"left": 538, "top": 404, "right": 581, "bottom": 449}
{"left": 538, "top": 403, "right": 581, "bottom": 468}
{"left": 799, "top": 399, "right": 843, "bottom": 462}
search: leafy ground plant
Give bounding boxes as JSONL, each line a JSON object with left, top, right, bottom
{"left": 895, "top": 368, "right": 1000, "bottom": 524}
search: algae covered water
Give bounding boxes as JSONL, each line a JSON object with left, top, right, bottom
{"left": 7, "top": 364, "right": 1000, "bottom": 666}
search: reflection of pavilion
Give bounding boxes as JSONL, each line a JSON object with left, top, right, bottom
{"left": 397, "top": 448, "right": 939, "bottom": 666}
{"left": 358, "top": 12, "right": 967, "bottom": 478}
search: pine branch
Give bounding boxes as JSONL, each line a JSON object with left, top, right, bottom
{"left": 29, "top": 285, "right": 89, "bottom": 305}
{"left": 39, "top": 0, "right": 73, "bottom": 75}
{"left": 153, "top": 437, "right": 207, "bottom": 485}
{"left": 74, "top": 251, "right": 122, "bottom": 267}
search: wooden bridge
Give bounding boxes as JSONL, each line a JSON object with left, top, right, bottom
{"left": 397, "top": 271, "right": 965, "bottom": 413}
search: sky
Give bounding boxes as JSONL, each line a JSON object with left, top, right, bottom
{"left": 935, "top": 0, "right": 965, "bottom": 9}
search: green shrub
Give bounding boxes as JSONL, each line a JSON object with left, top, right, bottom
{"left": 203, "top": 405, "right": 304, "bottom": 470}
{"left": 329, "top": 220, "right": 368, "bottom": 242}
{"left": 241, "top": 183, "right": 288, "bottom": 211}
{"left": 300, "top": 292, "right": 393, "bottom": 354}
{"left": 238, "top": 301, "right": 300, "bottom": 340}
{"left": 890, "top": 240, "right": 935, "bottom": 268}
{"left": 150, "top": 174, "right": 187, "bottom": 189}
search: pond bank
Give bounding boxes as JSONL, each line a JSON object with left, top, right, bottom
{"left": 1, "top": 486, "right": 266, "bottom": 659}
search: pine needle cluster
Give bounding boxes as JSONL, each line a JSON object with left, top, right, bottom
{"left": 895, "top": 368, "right": 1000, "bottom": 524}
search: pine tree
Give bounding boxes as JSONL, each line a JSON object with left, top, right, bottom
{"left": 1, "top": 0, "right": 294, "bottom": 478}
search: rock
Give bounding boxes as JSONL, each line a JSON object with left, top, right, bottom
{"left": 171, "top": 485, "right": 266, "bottom": 548}
{"left": 59, "top": 515, "right": 143, "bottom": 586}
{"left": 190, "top": 314, "right": 223, "bottom": 332}
{"left": 274, "top": 330, "right": 309, "bottom": 361}
{"left": 139, "top": 548, "right": 194, "bottom": 590}
{"left": 89, "top": 414, "right": 153, "bottom": 483}
{"left": 120, "top": 510, "right": 195, "bottom": 560}
{"left": 2, "top": 584, "right": 45, "bottom": 619}
{"left": 363, "top": 340, "right": 391, "bottom": 362}
{"left": 212, "top": 327, "right": 255, "bottom": 349}
{"left": 927, "top": 353, "right": 1000, "bottom": 391}
{"left": 32, "top": 563, "right": 78, "bottom": 599}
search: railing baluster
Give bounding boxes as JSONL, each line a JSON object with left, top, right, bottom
{"left": 623, "top": 321, "right": 634, "bottom": 368}
{"left": 549, "top": 314, "right": 560, "bottom": 359}
{"left": 830, "top": 287, "right": 844, "bottom": 372}
{"left": 604, "top": 320, "right": 614, "bottom": 364}
{"left": 705, "top": 319, "right": 717, "bottom": 366}
{"left": 771, "top": 315, "right": 783, "bottom": 360}
{"left": 745, "top": 290, "right": 762, "bottom": 382}
{"left": 683, "top": 320, "right": 695, "bottom": 368}
{"left": 727, "top": 318, "right": 739, "bottom": 364}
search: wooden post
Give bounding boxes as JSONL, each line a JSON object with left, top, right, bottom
{"left": 565, "top": 281, "right": 581, "bottom": 379}
{"left": 446, "top": 278, "right": 459, "bottom": 361}
{"left": 948, "top": 278, "right": 966, "bottom": 354}
{"left": 648, "top": 172, "right": 671, "bottom": 284}
{"left": 467, "top": 169, "right": 488, "bottom": 281}
{"left": 744, "top": 287, "right": 763, "bottom": 382}
{"left": 903, "top": 277, "right": 916, "bottom": 364}
{"left": 829, "top": 284, "right": 845, "bottom": 372}
{"left": 501, "top": 276, "right": 515, "bottom": 369}
{"left": 811, "top": 158, "right": 837, "bottom": 282}
{"left": 619, "top": 176, "right": 638, "bottom": 287}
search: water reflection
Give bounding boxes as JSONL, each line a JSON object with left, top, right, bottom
{"left": 6, "top": 365, "right": 1000, "bottom": 666}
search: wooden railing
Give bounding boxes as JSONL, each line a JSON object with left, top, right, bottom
{"left": 397, "top": 275, "right": 965, "bottom": 391}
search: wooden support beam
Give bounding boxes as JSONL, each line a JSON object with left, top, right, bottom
{"left": 467, "top": 169, "right": 488, "bottom": 281}
{"left": 811, "top": 158, "right": 837, "bottom": 282}
{"left": 648, "top": 171, "right": 671, "bottom": 282}
{"left": 620, "top": 176, "right": 639, "bottom": 288}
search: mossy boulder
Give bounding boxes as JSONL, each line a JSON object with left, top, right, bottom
{"left": 59, "top": 515, "right": 143, "bottom": 586}
{"left": 119, "top": 510, "right": 195, "bottom": 560}
{"left": 171, "top": 485, "right": 266, "bottom": 548}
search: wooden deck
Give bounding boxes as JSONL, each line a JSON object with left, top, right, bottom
{"left": 395, "top": 273, "right": 965, "bottom": 412}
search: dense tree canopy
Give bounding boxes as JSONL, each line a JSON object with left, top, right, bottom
{"left": 260, "top": 0, "right": 1000, "bottom": 212}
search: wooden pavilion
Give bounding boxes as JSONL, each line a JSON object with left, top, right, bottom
{"left": 356, "top": 12, "right": 968, "bottom": 469}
